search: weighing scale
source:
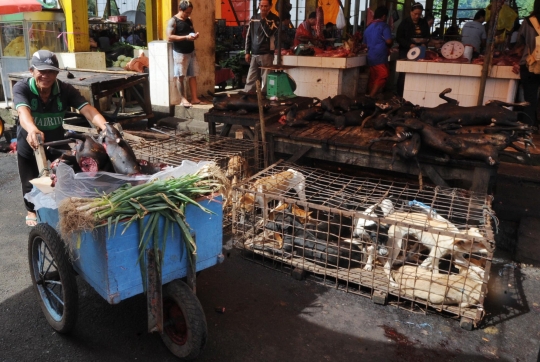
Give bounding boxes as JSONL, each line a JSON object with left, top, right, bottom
{"left": 440, "top": 41, "right": 465, "bottom": 59}
{"left": 260, "top": 65, "right": 297, "bottom": 100}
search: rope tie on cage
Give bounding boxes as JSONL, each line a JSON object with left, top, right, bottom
{"left": 483, "top": 206, "right": 499, "bottom": 234}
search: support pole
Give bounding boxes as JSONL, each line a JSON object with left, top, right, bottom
{"left": 352, "top": 0, "right": 361, "bottom": 34}
{"left": 439, "top": 0, "right": 448, "bottom": 39}
{"left": 276, "top": 0, "right": 284, "bottom": 66}
{"left": 62, "top": 0, "right": 90, "bottom": 52}
{"left": 451, "top": 0, "right": 459, "bottom": 27}
{"left": 477, "top": 0, "right": 501, "bottom": 106}
{"left": 256, "top": 80, "right": 268, "bottom": 168}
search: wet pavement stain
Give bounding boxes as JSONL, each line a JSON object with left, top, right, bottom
{"left": 380, "top": 325, "right": 420, "bottom": 361}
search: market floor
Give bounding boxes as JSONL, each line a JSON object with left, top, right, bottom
{"left": 1, "top": 151, "right": 540, "bottom": 362}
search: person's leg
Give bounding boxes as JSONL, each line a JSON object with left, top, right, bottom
{"left": 176, "top": 76, "right": 190, "bottom": 106}
{"left": 174, "top": 51, "right": 191, "bottom": 106}
{"left": 397, "top": 72, "right": 405, "bottom": 97}
{"left": 187, "top": 52, "right": 203, "bottom": 104}
{"left": 519, "top": 66, "right": 540, "bottom": 126}
{"left": 244, "top": 55, "right": 260, "bottom": 93}
{"left": 17, "top": 153, "right": 39, "bottom": 226}
{"left": 369, "top": 64, "right": 389, "bottom": 98}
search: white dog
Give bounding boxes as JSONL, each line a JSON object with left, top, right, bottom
{"left": 384, "top": 212, "right": 489, "bottom": 287}
{"left": 342, "top": 199, "right": 395, "bottom": 271}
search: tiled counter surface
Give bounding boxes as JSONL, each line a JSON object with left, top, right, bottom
{"left": 396, "top": 60, "right": 519, "bottom": 107}
{"left": 276, "top": 54, "right": 367, "bottom": 99}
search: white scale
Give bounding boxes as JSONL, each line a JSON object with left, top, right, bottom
{"left": 440, "top": 41, "right": 465, "bottom": 59}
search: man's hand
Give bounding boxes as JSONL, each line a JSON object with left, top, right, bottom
{"left": 26, "top": 129, "right": 45, "bottom": 150}
{"left": 245, "top": 53, "right": 251, "bottom": 63}
{"left": 512, "top": 63, "right": 520, "bottom": 74}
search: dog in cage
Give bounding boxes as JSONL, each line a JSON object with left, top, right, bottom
{"left": 384, "top": 212, "right": 490, "bottom": 288}
{"left": 236, "top": 168, "right": 307, "bottom": 225}
{"left": 226, "top": 155, "right": 251, "bottom": 185}
{"left": 345, "top": 199, "right": 395, "bottom": 271}
{"left": 392, "top": 265, "right": 483, "bottom": 308}
{"left": 264, "top": 209, "right": 364, "bottom": 269}
{"left": 225, "top": 155, "right": 251, "bottom": 210}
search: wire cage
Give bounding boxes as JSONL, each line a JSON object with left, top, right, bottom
{"left": 130, "top": 130, "right": 263, "bottom": 226}
{"left": 232, "top": 161, "right": 496, "bottom": 325}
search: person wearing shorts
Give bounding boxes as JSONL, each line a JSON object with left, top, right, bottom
{"left": 363, "top": 6, "right": 393, "bottom": 97}
{"left": 166, "top": 0, "right": 205, "bottom": 107}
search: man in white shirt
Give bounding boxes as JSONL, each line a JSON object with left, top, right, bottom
{"left": 461, "top": 10, "right": 487, "bottom": 53}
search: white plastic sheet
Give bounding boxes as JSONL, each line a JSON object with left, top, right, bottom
{"left": 27, "top": 160, "right": 214, "bottom": 210}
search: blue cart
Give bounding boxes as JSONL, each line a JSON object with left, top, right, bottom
{"left": 28, "top": 196, "right": 223, "bottom": 360}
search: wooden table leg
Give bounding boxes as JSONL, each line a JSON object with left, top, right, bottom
{"left": 471, "top": 166, "right": 496, "bottom": 194}
{"left": 219, "top": 123, "right": 232, "bottom": 137}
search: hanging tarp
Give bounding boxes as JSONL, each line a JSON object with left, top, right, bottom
{"left": 318, "top": 0, "right": 340, "bottom": 26}
{"left": 221, "top": 0, "right": 252, "bottom": 26}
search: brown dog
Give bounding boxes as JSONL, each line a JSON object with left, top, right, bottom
{"left": 237, "top": 169, "right": 307, "bottom": 223}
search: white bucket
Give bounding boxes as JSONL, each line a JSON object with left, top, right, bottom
{"left": 464, "top": 45, "right": 474, "bottom": 62}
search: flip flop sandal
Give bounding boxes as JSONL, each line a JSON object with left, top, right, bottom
{"left": 180, "top": 102, "right": 192, "bottom": 108}
{"left": 25, "top": 216, "right": 38, "bottom": 226}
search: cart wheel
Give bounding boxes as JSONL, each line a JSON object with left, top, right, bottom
{"left": 28, "top": 223, "right": 78, "bottom": 333}
{"left": 161, "top": 280, "right": 207, "bottom": 360}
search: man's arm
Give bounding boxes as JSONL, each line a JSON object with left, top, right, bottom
{"left": 166, "top": 17, "right": 197, "bottom": 42}
{"left": 79, "top": 105, "right": 107, "bottom": 131}
{"left": 245, "top": 21, "right": 252, "bottom": 63}
{"left": 384, "top": 25, "right": 393, "bottom": 46}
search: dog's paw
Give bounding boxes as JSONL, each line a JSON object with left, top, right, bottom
{"left": 390, "top": 281, "right": 399, "bottom": 288}
{"left": 363, "top": 264, "right": 373, "bottom": 272}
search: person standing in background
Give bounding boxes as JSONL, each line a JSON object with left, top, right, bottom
{"left": 166, "top": 0, "right": 205, "bottom": 107}
{"left": 511, "top": 2, "right": 540, "bottom": 128}
{"left": 323, "top": 22, "right": 335, "bottom": 39}
{"left": 277, "top": 13, "right": 293, "bottom": 50}
{"left": 461, "top": 10, "right": 487, "bottom": 54}
{"left": 293, "top": 11, "right": 320, "bottom": 47}
{"left": 244, "top": 0, "right": 280, "bottom": 94}
{"left": 363, "top": 6, "right": 393, "bottom": 97}
{"left": 396, "top": 2, "right": 431, "bottom": 96}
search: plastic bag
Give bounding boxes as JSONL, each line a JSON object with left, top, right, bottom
{"left": 336, "top": 7, "right": 346, "bottom": 30}
{"left": 124, "top": 52, "right": 149, "bottom": 73}
{"left": 25, "top": 186, "right": 58, "bottom": 210}
{"left": 54, "top": 160, "right": 214, "bottom": 206}
{"left": 486, "top": 4, "right": 517, "bottom": 32}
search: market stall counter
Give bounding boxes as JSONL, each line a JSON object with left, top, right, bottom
{"left": 278, "top": 54, "right": 367, "bottom": 99}
{"left": 265, "top": 120, "right": 497, "bottom": 194}
{"left": 397, "top": 61, "right": 519, "bottom": 107}
{"left": 8, "top": 69, "right": 153, "bottom": 125}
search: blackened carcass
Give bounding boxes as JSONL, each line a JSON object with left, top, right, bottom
{"left": 389, "top": 118, "right": 500, "bottom": 165}
{"left": 322, "top": 109, "right": 369, "bottom": 130}
{"left": 100, "top": 124, "right": 141, "bottom": 175}
{"left": 65, "top": 132, "right": 110, "bottom": 172}
{"left": 285, "top": 103, "right": 323, "bottom": 127}
{"left": 321, "top": 95, "right": 357, "bottom": 113}
{"left": 211, "top": 92, "right": 271, "bottom": 114}
{"left": 420, "top": 88, "right": 529, "bottom": 126}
